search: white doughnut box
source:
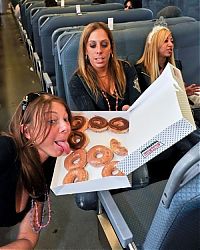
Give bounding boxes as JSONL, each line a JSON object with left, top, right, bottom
{"left": 51, "top": 63, "right": 196, "bottom": 195}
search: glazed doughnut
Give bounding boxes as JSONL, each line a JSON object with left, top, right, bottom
{"left": 110, "top": 138, "right": 128, "bottom": 156}
{"left": 88, "top": 116, "right": 108, "bottom": 132}
{"left": 108, "top": 117, "right": 129, "bottom": 133}
{"left": 68, "top": 131, "right": 89, "bottom": 150}
{"left": 63, "top": 168, "right": 88, "bottom": 184}
{"left": 87, "top": 145, "right": 114, "bottom": 166}
{"left": 64, "top": 148, "right": 87, "bottom": 171}
{"left": 102, "top": 161, "right": 125, "bottom": 177}
{"left": 71, "top": 115, "right": 88, "bottom": 132}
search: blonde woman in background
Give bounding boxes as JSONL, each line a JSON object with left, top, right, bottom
{"left": 135, "top": 23, "right": 200, "bottom": 183}
{"left": 135, "top": 25, "right": 200, "bottom": 95}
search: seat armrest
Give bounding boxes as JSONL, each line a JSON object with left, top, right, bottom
{"left": 98, "top": 191, "right": 133, "bottom": 248}
{"left": 27, "top": 38, "right": 33, "bottom": 60}
{"left": 43, "top": 72, "right": 54, "bottom": 94}
{"left": 33, "top": 52, "right": 43, "bottom": 83}
{"left": 162, "top": 142, "right": 200, "bottom": 208}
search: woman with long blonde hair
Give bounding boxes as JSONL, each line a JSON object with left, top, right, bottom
{"left": 135, "top": 25, "right": 200, "bottom": 95}
{"left": 135, "top": 24, "right": 200, "bottom": 184}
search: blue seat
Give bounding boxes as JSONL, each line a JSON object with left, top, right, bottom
{"left": 29, "top": 2, "right": 110, "bottom": 41}
{"left": 97, "top": 142, "right": 200, "bottom": 249}
{"left": 111, "top": 16, "right": 196, "bottom": 30}
{"left": 22, "top": 1, "right": 92, "bottom": 40}
{"left": 38, "top": 8, "right": 153, "bottom": 69}
{"left": 20, "top": 0, "right": 44, "bottom": 30}
{"left": 20, "top": 0, "right": 92, "bottom": 31}
{"left": 142, "top": 0, "right": 200, "bottom": 21}
{"left": 53, "top": 16, "right": 195, "bottom": 92}
{"left": 30, "top": 3, "right": 123, "bottom": 45}
{"left": 56, "top": 31, "right": 82, "bottom": 98}
{"left": 57, "top": 19, "right": 199, "bottom": 104}
{"left": 24, "top": 3, "right": 46, "bottom": 34}
{"left": 37, "top": 8, "right": 152, "bottom": 56}
{"left": 36, "top": 8, "right": 153, "bottom": 89}
{"left": 32, "top": 6, "right": 133, "bottom": 88}
{"left": 171, "top": 21, "right": 200, "bottom": 83}
{"left": 53, "top": 28, "right": 83, "bottom": 98}
{"left": 52, "top": 19, "right": 151, "bottom": 96}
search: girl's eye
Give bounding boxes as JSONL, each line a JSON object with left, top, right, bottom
{"left": 101, "top": 41, "right": 109, "bottom": 48}
{"left": 48, "top": 119, "right": 57, "bottom": 125}
{"left": 89, "top": 42, "right": 96, "bottom": 48}
{"left": 64, "top": 117, "right": 69, "bottom": 123}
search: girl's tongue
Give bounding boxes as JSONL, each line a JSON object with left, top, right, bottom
{"left": 56, "top": 141, "right": 71, "bottom": 154}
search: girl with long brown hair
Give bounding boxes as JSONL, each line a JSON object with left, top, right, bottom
{"left": 0, "top": 92, "right": 71, "bottom": 248}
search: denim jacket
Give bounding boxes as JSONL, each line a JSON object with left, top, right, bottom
{"left": 68, "top": 60, "right": 140, "bottom": 111}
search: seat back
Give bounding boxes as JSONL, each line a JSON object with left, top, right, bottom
{"left": 142, "top": 0, "right": 200, "bottom": 21}
{"left": 23, "top": 1, "right": 92, "bottom": 34}
{"left": 37, "top": 8, "right": 153, "bottom": 76}
{"left": 25, "top": 5, "right": 49, "bottom": 35}
{"left": 58, "top": 31, "right": 82, "bottom": 99}
{"left": 58, "top": 19, "right": 200, "bottom": 104}
{"left": 171, "top": 21, "right": 200, "bottom": 83}
{"left": 55, "top": 29, "right": 83, "bottom": 98}
{"left": 21, "top": 1, "right": 44, "bottom": 30}
{"left": 53, "top": 16, "right": 195, "bottom": 92}
{"left": 144, "top": 142, "right": 200, "bottom": 250}
{"left": 111, "top": 16, "right": 196, "bottom": 30}
{"left": 24, "top": 1, "right": 93, "bottom": 36}
{"left": 53, "top": 18, "right": 153, "bottom": 95}
{"left": 30, "top": 3, "right": 121, "bottom": 42}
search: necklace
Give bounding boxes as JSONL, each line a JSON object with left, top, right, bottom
{"left": 30, "top": 190, "right": 51, "bottom": 233}
{"left": 98, "top": 74, "right": 107, "bottom": 78}
{"left": 101, "top": 90, "right": 118, "bottom": 111}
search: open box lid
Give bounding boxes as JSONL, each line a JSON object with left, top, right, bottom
{"left": 51, "top": 63, "right": 195, "bottom": 195}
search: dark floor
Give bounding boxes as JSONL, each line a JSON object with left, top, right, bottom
{"left": 0, "top": 9, "right": 41, "bottom": 131}
{"left": 0, "top": 10, "right": 108, "bottom": 250}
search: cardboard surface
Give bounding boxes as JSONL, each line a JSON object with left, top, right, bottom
{"left": 51, "top": 63, "right": 196, "bottom": 195}
{"left": 51, "top": 111, "right": 132, "bottom": 195}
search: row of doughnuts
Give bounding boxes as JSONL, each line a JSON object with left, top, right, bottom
{"left": 63, "top": 140, "right": 126, "bottom": 184}
{"left": 71, "top": 115, "right": 129, "bottom": 133}
{"left": 68, "top": 115, "right": 129, "bottom": 151}
{"left": 68, "top": 129, "right": 128, "bottom": 158}
{"left": 68, "top": 131, "right": 129, "bottom": 154}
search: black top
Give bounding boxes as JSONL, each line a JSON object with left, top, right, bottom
{"left": 135, "top": 60, "right": 182, "bottom": 93}
{"left": 0, "top": 136, "right": 56, "bottom": 227}
{"left": 68, "top": 60, "right": 141, "bottom": 111}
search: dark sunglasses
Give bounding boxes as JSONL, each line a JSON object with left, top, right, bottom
{"left": 21, "top": 92, "right": 46, "bottom": 114}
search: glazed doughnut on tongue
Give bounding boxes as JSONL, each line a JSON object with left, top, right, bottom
{"left": 56, "top": 141, "right": 71, "bottom": 154}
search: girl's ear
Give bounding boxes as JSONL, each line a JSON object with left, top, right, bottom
{"left": 20, "top": 124, "right": 31, "bottom": 139}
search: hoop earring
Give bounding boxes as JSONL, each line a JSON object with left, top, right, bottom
{"left": 85, "top": 54, "right": 90, "bottom": 63}
{"left": 109, "top": 53, "right": 113, "bottom": 61}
